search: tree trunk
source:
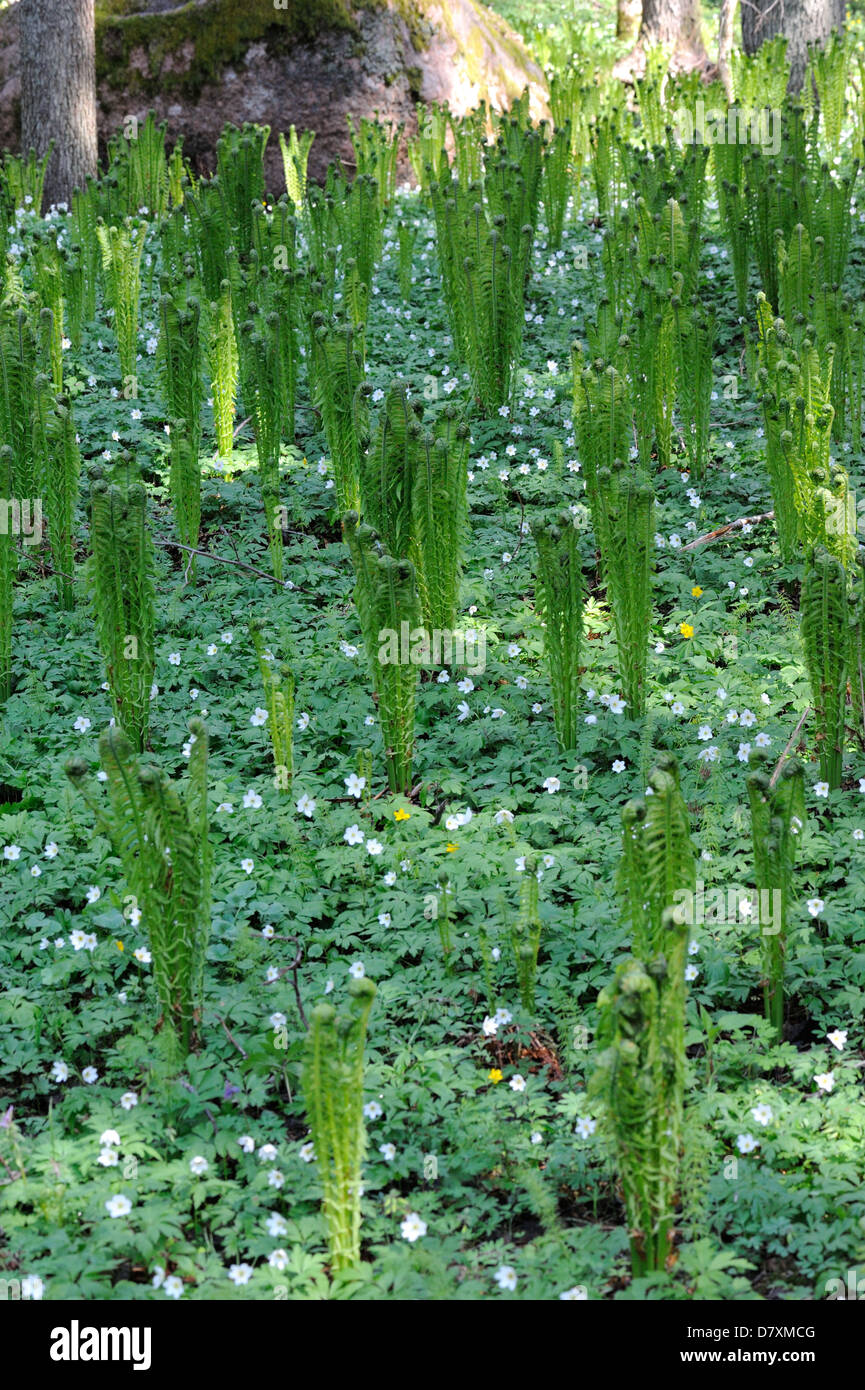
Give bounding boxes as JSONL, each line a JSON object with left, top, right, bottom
{"left": 614, "top": 0, "right": 710, "bottom": 79}
{"left": 718, "top": 0, "right": 739, "bottom": 101}
{"left": 617, "top": 0, "right": 643, "bottom": 44}
{"left": 20, "top": 0, "right": 98, "bottom": 209}
{"left": 741, "top": 0, "right": 846, "bottom": 92}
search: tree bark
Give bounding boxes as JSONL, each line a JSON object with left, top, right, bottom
{"left": 20, "top": 0, "right": 98, "bottom": 209}
{"left": 718, "top": 0, "right": 739, "bottom": 101}
{"left": 617, "top": 0, "right": 643, "bottom": 44}
{"left": 614, "top": 0, "right": 710, "bottom": 79}
{"left": 740, "top": 0, "right": 846, "bottom": 92}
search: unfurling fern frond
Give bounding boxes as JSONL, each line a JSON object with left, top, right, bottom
{"left": 87, "top": 473, "right": 155, "bottom": 751}
{"left": 65, "top": 720, "right": 212, "bottom": 1063}
{"left": 592, "top": 756, "right": 695, "bottom": 1276}
{"left": 343, "top": 513, "right": 421, "bottom": 796}
{"left": 303, "top": 977, "right": 376, "bottom": 1269}
{"left": 532, "top": 512, "right": 584, "bottom": 753}
{"left": 747, "top": 752, "right": 805, "bottom": 1040}
{"left": 800, "top": 546, "right": 848, "bottom": 789}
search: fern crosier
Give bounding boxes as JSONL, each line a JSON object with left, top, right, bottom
{"left": 279, "top": 126, "right": 315, "bottom": 215}
{"left": 96, "top": 219, "right": 146, "bottom": 392}
{"left": 310, "top": 318, "right": 366, "bottom": 514}
{"left": 65, "top": 720, "right": 212, "bottom": 1063}
{"left": 410, "top": 407, "right": 469, "bottom": 636}
{"left": 249, "top": 620, "right": 294, "bottom": 791}
{"left": 303, "top": 977, "right": 377, "bottom": 1270}
{"left": 592, "top": 756, "right": 695, "bottom": 1277}
{"left": 343, "top": 513, "right": 421, "bottom": 796}
{"left": 511, "top": 853, "right": 543, "bottom": 1011}
{"left": 208, "top": 280, "right": 238, "bottom": 462}
{"left": 32, "top": 383, "right": 80, "bottom": 610}
{"left": 800, "top": 545, "right": 848, "bottom": 789}
{"left": 87, "top": 474, "right": 155, "bottom": 752}
{"left": 0, "top": 445, "right": 14, "bottom": 702}
{"left": 747, "top": 752, "right": 806, "bottom": 1040}
{"left": 531, "top": 512, "right": 584, "bottom": 753}
{"left": 594, "top": 461, "right": 655, "bottom": 719}
{"left": 0, "top": 290, "right": 39, "bottom": 498}
{"left": 158, "top": 289, "right": 203, "bottom": 558}
{"left": 236, "top": 305, "right": 286, "bottom": 580}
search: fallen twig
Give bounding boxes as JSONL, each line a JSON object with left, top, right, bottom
{"left": 682, "top": 511, "right": 774, "bottom": 550}
{"left": 152, "top": 538, "right": 285, "bottom": 586}
{"left": 215, "top": 1014, "right": 248, "bottom": 1059}
{"left": 769, "top": 708, "right": 811, "bottom": 789}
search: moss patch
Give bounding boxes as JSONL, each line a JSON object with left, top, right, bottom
{"left": 95, "top": 0, "right": 360, "bottom": 99}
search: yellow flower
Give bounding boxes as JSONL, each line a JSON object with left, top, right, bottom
{"left": 691, "top": 586, "right": 703, "bottom": 597}
{"left": 115, "top": 941, "right": 124, "bottom": 951}
{"left": 445, "top": 842, "right": 458, "bottom": 852}
{"left": 679, "top": 622, "right": 694, "bottom": 638}
{"left": 394, "top": 808, "right": 411, "bottom": 822}
{"left": 488, "top": 1069, "right": 503, "bottom": 1084}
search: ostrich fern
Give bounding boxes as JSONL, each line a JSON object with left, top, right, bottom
{"left": 208, "top": 280, "right": 238, "bottom": 461}
{"left": 65, "top": 721, "right": 212, "bottom": 1062}
{"left": 96, "top": 220, "right": 146, "bottom": 393}
{"left": 592, "top": 756, "right": 695, "bottom": 1277}
{"left": 87, "top": 475, "right": 155, "bottom": 752}
{"left": 531, "top": 512, "right": 584, "bottom": 753}
{"left": 158, "top": 289, "right": 203, "bottom": 559}
{"left": 310, "top": 319, "right": 366, "bottom": 514}
{"left": 236, "top": 306, "right": 286, "bottom": 580}
{"left": 343, "top": 513, "right": 421, "bottom": 796}
{"left": 32, "top": 386, "right": 80, "bottom": 610}
{"left": 279, "top": 126, "right": 315, "bottom": 214}
{"left": 747, "top": 753, "right": 806, "bottom": 1040}
{"left": 800, "top": 546, "right": 848, "bottom": 789}
{"left": 303, "top": 977, "right": 377, "bottom": 1270}
{"left": 0, "top": 445, "right": 13, "bottom": 702}
{"left": 249, "top": 620, "right": 295, "bottom": 790}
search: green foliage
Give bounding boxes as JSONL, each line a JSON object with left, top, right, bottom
{"left": 0, "top": 444, "right": 13, "bottom": 702}
{"left": 511, "top": 853, "right": 543, "bottom": 1010}
{"left": 106, "top": 112, "right": 172, "bottom": 219}
{"left": 87, "top": 473, "right": 155, "bottom": 751}
{"left": 755, "top": 296, "right": 852, "bottom": 563}
{"left": 280, "top": 126, "right": 315, "bottom": 213}
{"left": 235, "top": 298, "right": 287, "bottom": 580}
{"left": 96, "top": 219, "right": 146, "bottom": 392}
{"left": 65, "top": 720, "right": 212, "bottom": 1063}
{"left": 215, "top": 123, "right": 270, "bottom": 260}
{"left": 343, "top": 512, "right": 421, "bottom": 796}
{"left": 310, "top": 318, "right": 366, "bottom": 513}
{"left": 208, "top": 280, "right": 239, "bottom": 461}
{"left": 747, "top": 753, "right": 806, "bottom": 1040}
{"left": 800, "top": 546, "right": 849, "bottom": 790}
{"left": 302, "top": 977, "right": 376, "bottom": 1270}
{"left": 249, "top": 620, "right": 294, "bottom": 791}
{"left": 31, "top": 386, "right": 80, "bottom": 611}
{"left": 0, "top": 289, "right": 39, "bottom": 498}
{"left": 158, "top": 288, "right": 203, "bottom": 558}
{"left": 0, "top": 146, "right": 51, "bottom": 213}
{"left": 347, "top": 115, "right": 403, "bottom": 217}
{"left": 430, "top": 125, "right": 538, "bottom": 415}
{"left": 540, "top": 122, "right": 572, "bottom": 251}
{"left": 592, "top": 757, "right": 695, "bottom": 1277}
{"left": 531, "top": 511, "right": 584, "bottom": 753}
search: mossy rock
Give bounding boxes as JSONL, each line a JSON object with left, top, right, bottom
{"left": 96, "top": 0, "right": 360, "bottom": 99}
